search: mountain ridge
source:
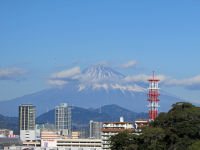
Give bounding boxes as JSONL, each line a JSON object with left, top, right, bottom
{"left": 36, "top": 104, "right": 149, "bottom": 130}
{"left": 0, "top": 104, "right": 148, "bottom": 134}
{"left": 0, "top": 64, "right": 184, "bottom": 116}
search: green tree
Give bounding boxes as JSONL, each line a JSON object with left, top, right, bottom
{"left": 188, "top": 140, "right": 200, "bottom": 150}
{"left": 110, "top": 102, "right": 200, "bottom": 150}
{"left": 140, "top": 127, "right": 166, "bottom": 150}
{"left": 109, "top": 130, "right": 139, "bottom": 150}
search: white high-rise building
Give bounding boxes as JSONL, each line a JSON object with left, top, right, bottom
{"left": 55, "top": 103, "right": 71, "bottom": 135}
{"left": 19, "top": 104, "right": 36, "bottom": 141}
{"left": 89, "top": 120, "right": 102, "bottom": 139}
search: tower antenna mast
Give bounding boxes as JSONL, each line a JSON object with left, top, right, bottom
{"left": 147, "top": 71, "right": 160, "bottom": 121}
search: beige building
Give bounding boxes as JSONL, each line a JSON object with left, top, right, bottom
{"left": 40, "top": 130, "right": 101, "bottom": 150}
{"left": 57, "top": 139, "right": 102, "bottom": 150}
{"left": 41, "top": 130, "right": 60, "bottom": 147}
{"left": 71, "top": 130, "right": 87, "bottom": 139}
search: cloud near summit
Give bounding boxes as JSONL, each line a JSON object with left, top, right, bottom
{"left": 47, "top": 67, "right": 81, "bottom": 86}
{"left": 125, "top": 74, "right": 200, "bottom": 90}
{"left": 50, "top": 66, "right": 81, "bottom": 79}
{"left": 47, "top": 63, "right": 200, "bottom": 90}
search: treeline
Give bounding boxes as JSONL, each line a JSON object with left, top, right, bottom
{"left": 110, "top": 102, "right": 200, "bottom": 150}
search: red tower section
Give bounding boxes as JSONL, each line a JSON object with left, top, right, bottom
{"left": 147, "top": 71, "right": 160, "bottom": 121}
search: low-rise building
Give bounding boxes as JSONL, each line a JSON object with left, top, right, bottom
{"left": 134, "top": 119, "right": 148, "bottom": 133}
{"left": 57, "top": 139, "right": 102, "bottom": 150}
{"left": 101, "top": 117, "right": 134, "bottom": 150}
{"left": 39, "top": 129, "right": 102, "bottom": 149}
{"left": 41, "top": 130, "right": 60, "bottom": 147}
{"left": 0, "top": 129, "right": 14, "bottom": 137}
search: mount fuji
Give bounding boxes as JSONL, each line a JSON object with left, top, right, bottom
{"left": 0, "top": 64, "right": 183, "bottom": 116}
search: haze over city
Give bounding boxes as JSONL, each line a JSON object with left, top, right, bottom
{"left": 1, "top": 0, "right": 200, "bottom": 107}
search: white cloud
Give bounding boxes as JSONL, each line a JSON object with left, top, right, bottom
{"left": 48, "top": 63, "right": 200, "bottom": 91}
{"left": 50, "top": 67, "right": 81, "bottom": 79}
{"left": 46, "top": 80, "right": 68, "bottom": 86}
{"left": 124, "top": 74, "right": 150, "bottom": 83}
{"left": 124, "top": 73, "right": 200, "bottom": 89}
{"left": 165, "top": 75, "right": 200, "bottom": 86}
{"left": 125, "top": 74, "right": 174, "bottom": 84}
{"left": 0, "top": 67, "right": 27, "bottom": 80}
{"left": 91, "top": 82, "right": 146, "bottom": 93}
{"left": 111, "top": 84, "right": 146, "bottom": 92}
{"left": 116, "top": 60, "right": 137, "bottom": 69}
{"left": 93, "top": 83, "right": 109, "bottom": 90}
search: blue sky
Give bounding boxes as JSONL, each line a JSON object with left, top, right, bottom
{"left": 0, "top": 1, "right": 200, "bottom": 104}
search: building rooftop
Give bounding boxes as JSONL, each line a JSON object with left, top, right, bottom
{"left": 135, "top": 119, "right": 148, "bottom": 121}
{"left": 20, "top": 104, "right": 34, "bottom": 106}
{"left": 101, "top": 129, "right": 135, "bottom": 132}
{"left": 103, "top": 122, "right": 133, "bottom": 124}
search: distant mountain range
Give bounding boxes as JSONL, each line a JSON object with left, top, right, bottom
{"left": 0, "top": 114, "right": 18, "bottom": 134}
{"left": 0, "top": 64, "right": 184, "bottom": 117}
{"left": 0, "top": 104, "right": 148, "bottom": 134}
{"left": 36, "top": 104, "right": 148, "bottom": 130}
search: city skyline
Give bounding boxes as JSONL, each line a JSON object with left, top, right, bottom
{"left": 1, "top": 1, "right": 200, "bottom": 106}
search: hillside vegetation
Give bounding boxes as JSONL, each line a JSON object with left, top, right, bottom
{"left": 110, "top": 102, "right": 200, "bottom": 150}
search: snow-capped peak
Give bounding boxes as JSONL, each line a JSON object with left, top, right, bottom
{"left": 77, "top": 64, "right": 146, "bottom": 93}
{"left": 82, "top": 63, "right": 124, "bottom": 82}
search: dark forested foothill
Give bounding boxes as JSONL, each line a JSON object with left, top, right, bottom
{"left": 110, "top": 102, "right": 200, "bottom": 150}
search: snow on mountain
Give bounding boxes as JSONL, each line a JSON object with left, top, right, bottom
{"left": 0, "top": 64, "right": 184, "bottom": 116}
{"left": 79, "top": 64, "right": 146, "bottom": 93}
{"left": 81, "top": 64, "right": 125, "bottom": 82}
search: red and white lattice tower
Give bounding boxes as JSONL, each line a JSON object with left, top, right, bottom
{"left": 147, "top": 71, "right": 160, "bottom": 121}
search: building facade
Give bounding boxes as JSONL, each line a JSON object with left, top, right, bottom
{"left": 19, "top": 104, "right": 36, "bottom": 141}
{"left": 41, "top": 130, "right": 101, "bottom": 150}
{"left": 101, "top": 117, "right": 134, "bottom": 150}
{"left": 41, "top": 130, "right": 60, "bottom": 148}
{"left": 55, "top": 103, "right": 71, "bottom": 136}
{"left": 89, "top": 120, "right": 102, "bottom": 139}
{"left": 134, "top": 119, "right": 148, "bottom": 133}
{"left": 56, "top": 139, "right": 102, "bottom": 150}
{"left": 72, "top": 130, "right": 87, "bottom": 139}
